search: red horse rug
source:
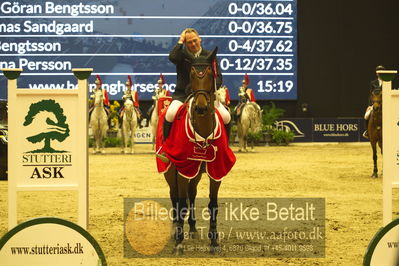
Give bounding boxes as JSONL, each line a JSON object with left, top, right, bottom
{"left": 156, "top": 104, "right": 236, "bottom": 181}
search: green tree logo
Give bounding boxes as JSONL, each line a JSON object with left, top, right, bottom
{"left": 23, "top": 99, "right": 70, "bottom": 153}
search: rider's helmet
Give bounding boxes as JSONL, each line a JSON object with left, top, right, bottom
{"left": 376, "top": 65, "right": 385, "bottom": 71}
{"left": 95, "top": 75, "right": 102, "bottom": 88}
{"left": 158, "top": 73, "right": 165, "bottom": 87}
{"left": 375, "top": 65, "right": 385, "bottom": 80}
{"left": 242, "top": 73, "right": 249, "bottom": 88}
{"left": 126, "top": 75, "right": 132, "bottom": 88}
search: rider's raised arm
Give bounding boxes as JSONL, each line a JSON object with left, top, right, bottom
{"left": 169, "top": 30, "right": 186, "bottom": 65}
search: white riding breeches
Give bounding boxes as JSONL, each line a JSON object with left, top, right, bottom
{"left": 165, "top": 99, "right": 231, "bottom": 125}
{"left": 214, "top": 100, "right": 231, "bottom": 124}
{"left": 165, "top": 100, "right": 183, "bottom": 122}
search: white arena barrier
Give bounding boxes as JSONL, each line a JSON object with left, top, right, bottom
{"left": 380, "top": 70, "right": 399, "bottom": 225}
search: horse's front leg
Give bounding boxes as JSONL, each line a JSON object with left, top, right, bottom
{"left": 101, "top": 128, "right": 106, "bottom": 154}
{"left": 122, "top": 126, "right": 129, "bottom": 154}
{"left": 188, "top": 173, "right": 202, "bottom": 239}
{"left": 208, "top": 178, "right": 221, "bottom": 254}
{"left": 174, "top": 175, "right": 190, "bottom": 255}
{"left": 92, "top": 129, "right": 98, "bottom": 154}
{"left": 371, "top": 142, "right": 378, "bottom": 178}
{"left": 130, "top": 124, "right": 135, "bottom": 154}
{"left": 164, "top": 165, "right": 178, "bottom": 224}
{"left": 95, "top": 128, "right": 101, "bottom": 154}
{"left": 237, "top": 124, "right": 244, "bottom": 152}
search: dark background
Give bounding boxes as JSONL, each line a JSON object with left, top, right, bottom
{"left": 267, "top": 0, "right": 399, "bottom": 118}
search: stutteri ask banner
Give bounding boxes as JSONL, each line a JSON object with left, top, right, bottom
{"left": 5, "top": 68, "right": 89, "bottom": 229}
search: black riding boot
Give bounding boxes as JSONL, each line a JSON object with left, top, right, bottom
{"left": 163, "top": 120, "right": 173, "bottom": 141}
{"left": 138, "top": 117, "right": 143, "bottom": 128}
{"left": 156, "top": 120, "right": 173, "bottom": 163}
{"left": 145, "top": 114, "right": 151, "bottom": 127}
{"left": 146, "top": 106, "right": 154, "bottom": 127}
{"left": 224, "top": 121, "right": 231, "bottom": 142}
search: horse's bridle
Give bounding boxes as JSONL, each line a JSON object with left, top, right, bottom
{"left": 189, "top": 64, "right": 216, "bottom": 148}
{"left": 94, "top": 89, "right": 104, "bottom": 108}
{"left": 124, "top": 100, "right": 134, "bottom": 121}
{"left": 190, "top": 65, "right": 215, "bottom": 111}
{"left": 370, "top": 90, "right": 382, "bottom": 130}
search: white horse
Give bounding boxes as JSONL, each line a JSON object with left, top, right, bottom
{"left": 121, "top": 98, "right": 137, "bottom": 154}
{"left": 237, "top": 102, "right": 263, "bottom": 152}
{"left": 90, "top": 89, "right": 108, "bottom": 154}
{"left": 150, "top": 89, "right": 170, "bottom": 150}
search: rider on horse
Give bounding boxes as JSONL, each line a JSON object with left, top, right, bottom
{"left": 234, "top": 74, "right": 257, "bottom": 122}
{"left": 363, "top": 65, "right": 385, "bottom": 139}
{"left": 157, "top": 28, "right": 230, "bottom": 161}
{"left": 89, "top": 75, "right": 110, "bottom": 117}
{"left": 119, "top": 75, "right": 143, "bottom": 128}
{"left": 146, "top": 74, "right": 170, "bottom": 127}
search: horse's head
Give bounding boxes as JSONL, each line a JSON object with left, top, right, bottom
{"left": 188, "top": 47, "right": 218, "bottom": 116}
{"left": 370, "top": 89, "right": 382, "bottom": 113}
{"left": 94, "top": 89, "right": 104, "bottom": 107}
{"left": 215, "top": 86, "right": 227, "bottom": 105}
{"left": 124, "top": 98, "right": 134, "bottom": 111}
{"left": 154, "top": 86, "right": 166, "bottom": 101}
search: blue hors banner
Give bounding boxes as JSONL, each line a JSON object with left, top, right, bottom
{"left": 312, "top": 118, "right": 362, "bottom": 142}
{"left": 0, "top": 0, "right": 298, "bottom": 101}
{"left": 109, "top": 117, "right": 368, "bottom": 144}
{"left": 276, "top": 118, "right": 367, "bottom": 142}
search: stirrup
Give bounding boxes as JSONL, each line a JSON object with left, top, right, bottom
{"left": 156, "top": 152, "right": 170, "bottom": 163}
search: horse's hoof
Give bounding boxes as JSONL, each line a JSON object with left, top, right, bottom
{"left": 173, "top": 244, "right": 184, "bottom": 256}
{"left": 371, "top": 173, "right": 378, "bottom": 178}
{"left": 189, "top": 230, "right": 199, "bottom": 239}
{"left": 210, "top": 244, "right": 221, "bottom": 255}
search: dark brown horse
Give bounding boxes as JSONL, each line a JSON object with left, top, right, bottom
{"left": 162, "top": 48, "right": 225, "bottom": 254}
{"left": 368, "top": 89, "right": 382, "bottom": 177}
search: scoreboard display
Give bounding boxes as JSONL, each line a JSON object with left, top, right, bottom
{"left": 0, "top": 0, "right": 297, "bottom": 101}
